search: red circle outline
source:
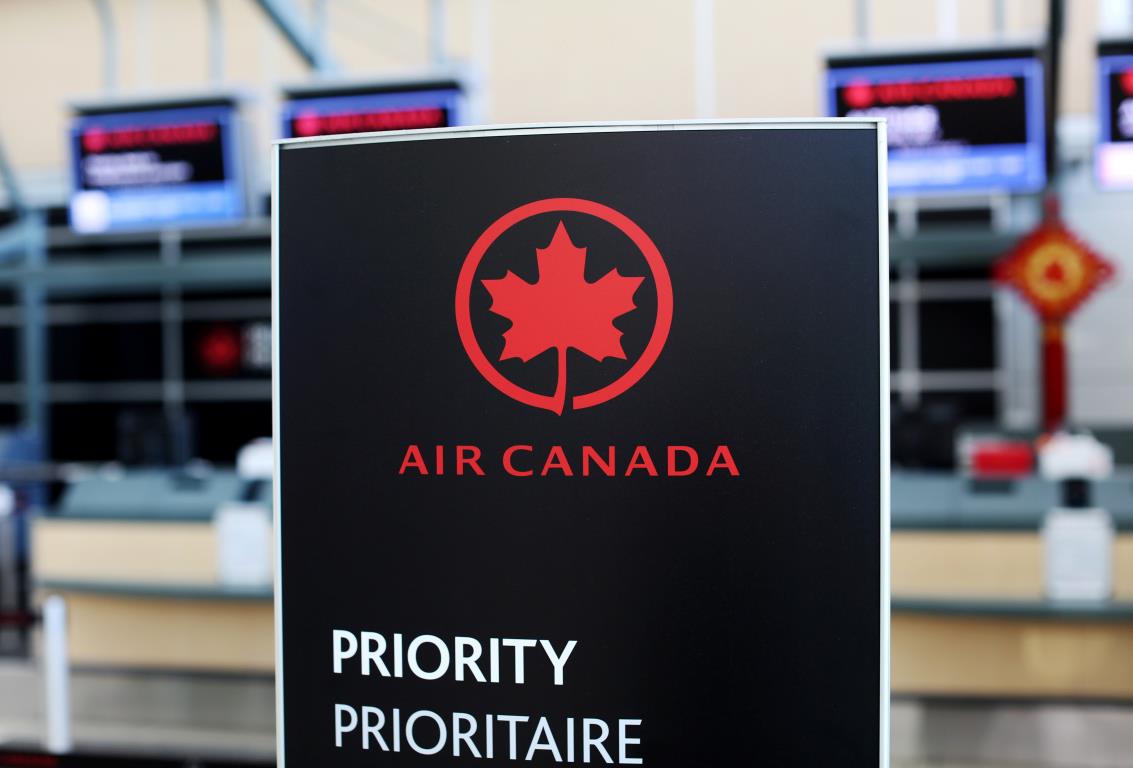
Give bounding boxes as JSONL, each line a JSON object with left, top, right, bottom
{"left": 455, "top": 198, "right": 673, "bottom": 413}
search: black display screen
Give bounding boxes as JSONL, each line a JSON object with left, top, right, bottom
{"left": 827, "top": 47, "right": 1045, "bottom": 194}
{"left": 74, "top": 119, "right": 226, "bottom": 189}
{"left": 68, "top": 101, "right": 245, "bottom": 232}
{"left": 287, "top": 105, "right": 451, "bottom": 138}
{"left": 832, "top": 73, "right": 1027, "bottom": 146}
{"left": 1097, "top": 41, "right": 1133, "bottom": 188}
{"left": 280, "top": 83, "right": 461, "bottom": 139}
{"left": 1106, "top": 69, "right": 1133, "bottom": 141}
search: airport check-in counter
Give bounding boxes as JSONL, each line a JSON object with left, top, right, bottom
{"left": 29, "top": 467, "right": 1133, "bottom": 694}
{"left": 31, "top": 470, "right": 275, "bottom": 672}
{"left": 891, "top": 470, "right": 1133, "bottom": 700}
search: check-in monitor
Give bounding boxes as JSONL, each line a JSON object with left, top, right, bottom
{"left": 826, "top": 46, "right": 1046, "bottom": 196}
{"left": 69, "top": 97, "right": 246, "bottom": 233}
{"left": 280, "top": 78, "right": 464, "bottom": 139}
{"left": 1097, "top": 39, "right": 1133, "bottom": 189}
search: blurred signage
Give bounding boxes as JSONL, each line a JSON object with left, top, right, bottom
{"left": 68, "top": 98, "right": 246, "bottom": 233}
{"left": 280, "top": 79, "right": 463, "bottom": 139}
{"left": 275, "top": 123, "right": 886, "bottom": 765}
{"left": 1097, "top": 40, "right": 1133, "bottom": 189}
{"left": 827, "top": 46, "right": 1046, "bottom": 195}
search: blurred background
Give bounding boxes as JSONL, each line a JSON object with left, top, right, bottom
{"left": 0, "top": 0, "right": 1131, "bottom": 766}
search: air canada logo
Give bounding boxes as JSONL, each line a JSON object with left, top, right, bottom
{"left": 455, "top": 198, "right": 673, "bottom": 414}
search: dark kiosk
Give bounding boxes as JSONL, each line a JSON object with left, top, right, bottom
{"left": 273, "top": 121, "right": 889, "bottom": 766}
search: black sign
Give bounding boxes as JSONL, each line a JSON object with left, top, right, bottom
{"left": 275, "top": 122, "right": 887, "bottom": 766}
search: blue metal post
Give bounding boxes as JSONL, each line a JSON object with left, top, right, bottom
{"left": 20, "top": 212, "right": 47, "bottom": 450}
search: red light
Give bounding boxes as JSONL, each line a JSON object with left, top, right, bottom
{"left": 294, "top": 109, "right": 321, "bottom": 137}
{"left": 1121, "top": 69, "right": 1133, "bottom": 96}
{"left": 199, "top": 325, "right": 241, "bottom": 375}
{"left": 81, "top": 127, "right": 108, "bottom": 153}
{"left": 843, "top": 79, "right": 874, "bottom": 109}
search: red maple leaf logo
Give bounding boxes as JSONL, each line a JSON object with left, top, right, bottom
{"left": 482, "top": 221, "right": 644, "bottom": 414}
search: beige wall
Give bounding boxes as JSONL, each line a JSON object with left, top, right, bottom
{"left": 0, "top": 0, "right": 1113, "bottom": 186}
